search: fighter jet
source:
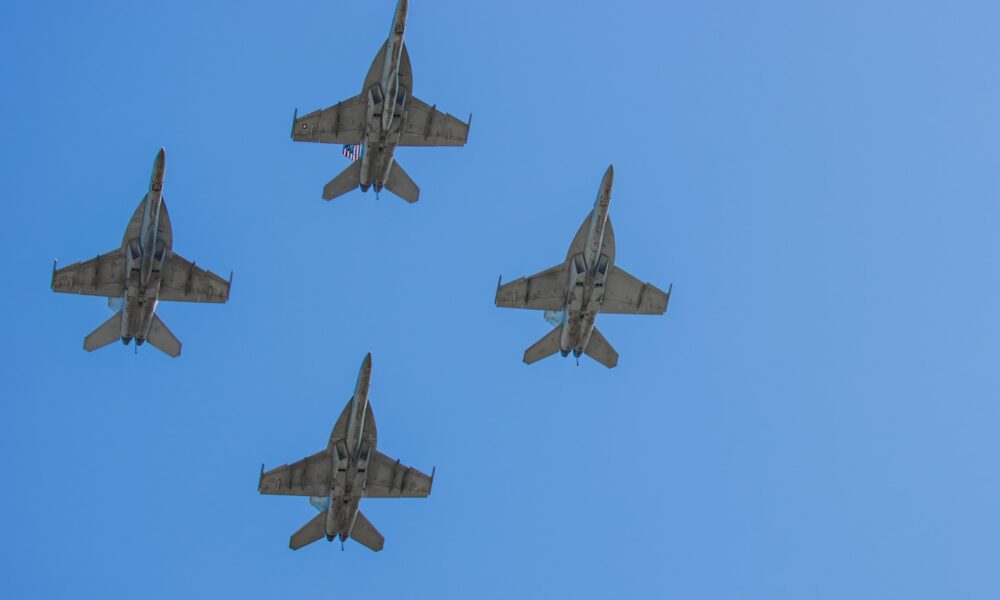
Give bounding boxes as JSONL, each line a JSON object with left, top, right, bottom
{"left": 258, "top": 353, "right": 434, "bottom": 552}
{"left": 50, "top": 148, "right": 232, "bottom": 357}
{"left": 495, "top": 165, "right": 671, "bottom": 368}
{"left": 291, "top": 0, "right": 470, "bottom": 203}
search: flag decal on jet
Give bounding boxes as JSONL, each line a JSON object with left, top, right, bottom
{"left": 342, "top": 144, "right": 361, "bottom": 161}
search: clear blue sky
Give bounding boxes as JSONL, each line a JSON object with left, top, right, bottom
{"left": 2, "top": 0, "right": 999, "bottom": 597}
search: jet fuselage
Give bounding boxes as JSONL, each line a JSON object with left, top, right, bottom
{"left": 359, "top": 0, "right": 409, "bottom": 194}
{"left": 380, "top": 0, "right": 408, "bottom": 132}
{"left": 324, "top": 353, "right": 374, "bottom": 542}
{"left": 559, "top": 165, "right": 615, "bottom": 358}
{"left": 120, "top": 149, "right": 171, "bottom": 346}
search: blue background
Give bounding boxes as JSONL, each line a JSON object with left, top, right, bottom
{"left": 2, "top": 0, "right": 999, "bottom": 597}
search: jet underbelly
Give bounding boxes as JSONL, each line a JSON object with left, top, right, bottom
{"left": 562, "top": 306, "right": 597, "bottom": 356}
{"left": 376, "top": 145, "right": 396, "bottom": 188}
{"left": 360, "top": 141, "right": 396, "bottom": 191}
{"left": 359, "top": 145, "right": 375, "bottom": 190}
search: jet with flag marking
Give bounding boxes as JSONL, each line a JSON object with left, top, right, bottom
{"left": 291, "top": 0, "right": 470, "bottom": 203}
{"left": 495, "top": 165, "right": 671, "bottom": 368}
{"left": 50, "top": 148, "right": 232, "bottom": 357}
{"left": 258, "top": 353, "right": 435, "bottom": 552}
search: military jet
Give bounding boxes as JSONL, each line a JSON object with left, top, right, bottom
{"left": 50, "top": 148, "right": 232, "bottom": 357}
{"left": 291, "top": 0, "right": 470, "bottom": 203}
{"left": 259, "top": 353, "right": 434, "bottom": 552}
{"left": 495, "top": 165, "right": 671, "bottom": 368}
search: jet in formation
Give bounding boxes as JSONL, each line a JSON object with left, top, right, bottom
{"left": 495, "top": 165, "right": 671, "bottom": 368}
{"left": 259, "top": 353, "right": 434, "bottom": 552}
{"left": 291, "top": 0, "right": 470, "bottom": 203}
{"left": 51, "top": 148, "right": 232, "bottom": 357}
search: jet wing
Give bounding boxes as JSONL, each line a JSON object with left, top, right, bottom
{"left": 398, "top": 96, "right": 470, "bottom": 147}
{"left": 258, "top": 450, "right": 332, "bottom": 497}
{"left": 158, "top": 253, "right": 231, "bottom": 303}
{"left": 292, "top": 95, "right": 367, "bottom": 145}
{"left": 601, "top": 266, "right": 670, "bottom": 314}
{"left": 495, "top": 263, "right": 568, "bottom": 311}
{"left": 51, "top": 250, "right": 126, "bottom": 297}
{"left": 363, "top": 451, "right": 433, "bottom": 498}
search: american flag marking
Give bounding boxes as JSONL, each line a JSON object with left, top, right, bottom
{"left": 342, "top": 144, "right": 362, "bottom": 161}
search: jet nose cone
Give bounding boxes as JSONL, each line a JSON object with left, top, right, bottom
{"left": 394, "top": 0, "right": 408, "bottom": 27}
{"left": 598, "top": 164, "right": 614, "bottom": 198}
{"left": 154, "top": 147, "right": 166, "bottom": 169}
{"left": 354, "top": 352, "right": 374, "bottom": 396}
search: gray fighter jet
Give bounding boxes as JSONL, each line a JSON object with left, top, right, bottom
{"left": 495, "top": 165, "right": 671, "bottom": 368}
{"left": 291, "top": 0, "right": 470, "bottom": 203}
{"left": 259, "top": 353, "right": 434, "bottom": 552}
{"left": 50, "top": 148, "right": 232, "bottom": 357}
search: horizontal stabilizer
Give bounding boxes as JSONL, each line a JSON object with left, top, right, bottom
{"left": 289, "top": 511, "right": 326, "bottom": 550}
{"left": 384, "top": 160, "right": 420, "bottom": 203}
{"left": 584, "top": 327, "right": 618, "bottom": 368}
{"left": 350, "top": 511, "right": 384, "bottom": 552}
{"left": 323, "top": 159, "right": 362, "bottom": 200}
{"left": 523, "top": 326, "right": 563, "bottom": 365}
{"left": 83, "top": 311, "right": 122, "bottom": 352}
{"left": 146, "top": 314, "right": 181, "bottom": 358}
